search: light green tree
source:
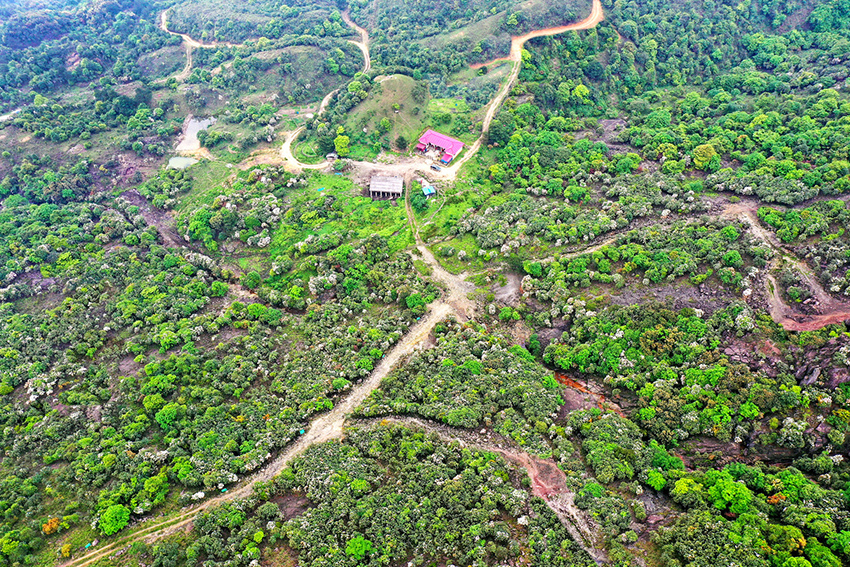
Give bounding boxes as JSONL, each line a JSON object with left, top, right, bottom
{"left": 334, "top": 135, "right": 350, "bottom": 157}
{"left": 100, "top": 504, "right": 130, "bottom": 536}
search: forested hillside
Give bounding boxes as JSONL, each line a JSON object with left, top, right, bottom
{"left": 0, "top": 0, "right": 849, "bottom": 566}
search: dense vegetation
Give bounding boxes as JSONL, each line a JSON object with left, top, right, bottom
{"left": 357, "top": 321, "right": 564, "bottom": 454}
{"left": 1, "top": 0, "right": 850, "bottom": 566}
{"left": 116, "top": 423, "right": 596, "bottom": 567}
{"left": 351, "top": 0, "right": 591, "bottom": 72}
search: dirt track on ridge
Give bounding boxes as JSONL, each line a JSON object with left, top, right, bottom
{"left": 158, "top": 10, "right": 235, "bottom": 49}
{"left": 282, "top": 0, "right": 605, "bottom": 180}
{"left": 342, "top": 10, "right": 371, "bottom": 72}
{"left": 278, "top": 11, "right": 372, "bottom": 169}
{"left": 437, "top": 0, "right": 604, "bottom": 176}
{"left": 723, "top": 202, "right": 850, "bottom": 331}
{"left": 158, "top": 10, "right": 236, "bottom": 82}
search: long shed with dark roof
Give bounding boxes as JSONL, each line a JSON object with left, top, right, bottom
{"left": 369, "top": 175, "right": 404, "bottom": 200}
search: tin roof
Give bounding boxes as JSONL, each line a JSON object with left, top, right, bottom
{"left": 369, "top": 175, "right": 404, "bottom": 194}
{"left": 418, "top": 129, "right": 464, "bottom": 157}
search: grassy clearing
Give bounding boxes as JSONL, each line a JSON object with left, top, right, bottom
{"left": 269, "top": 173, "right": 413, "bottom": 261}
{"left": 344, "top": 75, "right": 428, "bottom": 152}
{"left": 257, "top": 45, "right": 356, "bottom": 106}
{"left": 136, "top": 45, "right": 185, "bottom": 80}
{"left": 342, "top": 74, "right": 480, "bottom": 156}
{"left": 418, "top": 162, "right": 498, "bottom": 242}
{"left": 419, "top": 196, "right": 473, "bottom": 241}
{"left": 294, "top": 138, "right": 324, "bottom": 164}
{"left": 201, "top": 122, "right": 279, "bottom": 164}
{"left": 346, "top": 143, "right": 380, "bottom": 161}
{"left": 428, "top": 98, "right": 470, "bottom": 114}
{"left": 176, "top": 161, "right": 233, "bottom": 212}
{"left": 430, "top": 234, "right": 487, "bottom": 274}
{"left": 237, "top": 256, "right": 265, "bottom": 272}
{"left": 413, "top": 258, "right": 433, "bottom": 276}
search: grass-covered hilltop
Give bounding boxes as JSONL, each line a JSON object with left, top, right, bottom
{"left": 1, "top": 0, "right": 850, "bottom": 565}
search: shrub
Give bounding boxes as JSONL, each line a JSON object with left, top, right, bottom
{"left": 100, "top": 504, "right": 130, "bottom": 536}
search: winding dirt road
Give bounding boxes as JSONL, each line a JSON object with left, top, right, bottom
{"left": 283, "top": 0, "right": 605, "bottom": 179}
{"left": 159, "top": 10, "right": 234, "bottom": 49}
{"left": 715, "top": 201, "right": 850, "bottom": 330}
{"left": 158, "top": 10, "right": 237, "bottom": 82}
{"left": 278, "top": 11, "right": 372, "bottom": 169}
{"left": 442, "top": 0, "right": 604, "bottom": 176}
{"left": 62, "top": 194, "right": 474, "bottom": 567}
{"left": 342, "top": 10, "right": 370, "bottom": 73}
{"left": 722, "top": 202, "right": 850, "bottom": 331}
{"left": 158, "top": 8, "right": 368, "bottom": 83}
{"left": 68, "top": 156, "right": 850, "bottom": 567}
{"left": 366, "top": 416, "right": 608, "bottom": 566}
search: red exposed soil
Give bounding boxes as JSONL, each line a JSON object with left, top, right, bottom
{"left": 766, "top": 273, "right": 850, "bottom": 331}
{"left": 509, "top": 451, "right": 567, "bottom": 500}
{"left": 555, "top": 372, "right": 626, "bottom": 417}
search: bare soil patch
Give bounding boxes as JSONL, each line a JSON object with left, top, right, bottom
{"left": 272, "top": 493, "right": 312, "bottom": 520}
{"left": 121, "top": 189, "right": 186, "bottom": 248}
{"left": 493, "top": 272, "right": 522, "bottom": 306}
{"left": 609, "top": 281, "right": 735, "bottom": 316}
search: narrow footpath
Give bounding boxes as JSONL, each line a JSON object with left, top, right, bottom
{"left": 724, "top": 202, "right": 850, "bottom": 331}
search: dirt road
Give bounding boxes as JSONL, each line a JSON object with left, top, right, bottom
{"left": 0, "top": 107, "right": 22, "bottom": 122}
{"left": 444, "top": 0, "right": 604, "bottom": 176}
{"left": 65, "top": 4, "right": 849, "bottom": 562}
{"left": 62, "top": 187, "right": 473, "bottom": 567}
{"left": 67, "top": 178, "right": 850, "bottom": 567}
{"left": 764, "top": 273, "right": 850, "bottom": 331}
{"left": 279, "top": 79, "right": 345, "bottom": 167}
{"left": 62, "top": 298, "right": 458, "bottom": 567}
{"left": 723, "top": 201, "right": 850, "bottom": 331}
{"left": 282, "top": 0, "right": 604, "bottom": 180}
{"left": 342, "top": 10, "right": 370, "bottom": 72}
{"left": 158, "top": 10, "right": 234, "bottom": 49}
{"left": 279, "top": 127, "right": 327, "bottom": 170}
{"left": 158, "top": 10, "right": 239, "bottom": 82}
{"left": 230, "top": 300, "right": 458, "bottom": 489}
{"left": 279, "top": 11, "right": 373, "bottom": 170}
{"left": 369, "top": 416, "right": 608, "bottom": 565}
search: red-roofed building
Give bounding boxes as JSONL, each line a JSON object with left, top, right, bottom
{"left": 417, "top": 129, "right": 464, "bottom": 164}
